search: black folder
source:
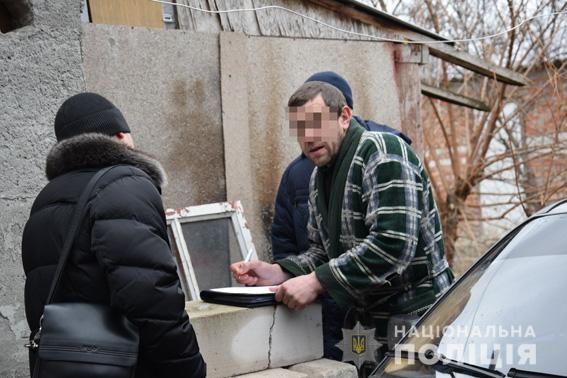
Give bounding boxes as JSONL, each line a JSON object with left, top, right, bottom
{"left": 200, "top": 287, "right": 277, "bottom": 308}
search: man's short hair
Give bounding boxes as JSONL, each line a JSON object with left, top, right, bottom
{"left": 288, "top": 81, "right": 347, "bottom": 117}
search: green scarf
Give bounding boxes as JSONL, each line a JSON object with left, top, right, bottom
{"left": 316, "top": 119, "right": 365, "bottom": 259}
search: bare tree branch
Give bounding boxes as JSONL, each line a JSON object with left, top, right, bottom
{"left": 394, "top": 0, "right": 566, "bottom": 269}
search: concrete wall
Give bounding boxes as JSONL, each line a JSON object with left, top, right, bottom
{"left": 221, "top": 33, "right": 403, "bottom": 259}
{"left": 82, "top": 24, "right": 226, "bottom": 208}
{"left": 0, "top": 0, "right": 86, "bottom": 376}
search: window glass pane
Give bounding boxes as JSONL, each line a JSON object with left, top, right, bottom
{"left": 180, "top": 218, "right": 243, "bottom": 290}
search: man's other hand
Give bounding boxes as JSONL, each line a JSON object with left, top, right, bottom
{"left": 230, "top": 260, "right": 290, "bottom": 286}
{"left": 270, "top": 272, "right": 324, "bottom": 310}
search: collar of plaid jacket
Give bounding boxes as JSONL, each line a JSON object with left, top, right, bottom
{"left": 316, "top": 118, "right": 366, "bottom": 259}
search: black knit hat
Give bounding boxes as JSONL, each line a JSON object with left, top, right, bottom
{"left": 305, "top": 71, "right": 354, "bottom": 109}
{"left": 54, "top": 92, "right": 131, "bottom": 141}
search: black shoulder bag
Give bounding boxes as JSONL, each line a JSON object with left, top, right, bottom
{"left": 28, "top": 166, "right": 140, "bottom": 378}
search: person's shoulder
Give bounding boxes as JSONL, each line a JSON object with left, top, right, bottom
{"left": 29, "top": 170, "right": 93, "bottom": 215}
{"left": 100, "top": 164, "right": 158, "bottom": 186}
{"left": 286, "top": 154, "right": 314, "bottom": 172}
{"left": 358, "top": 130, "right": 403, "bottom": 152}
{"left": 354, "top": 116, "right": 412, "bottom": 145}
{"left": 362, "top": 130, "right": 410, "bottom": 146}
{"left": 358, "top": 131, "right": 420, "bottom": 165}
{"left": 89, "top": 164, "right": 167, "bottom": 222}
{"left": 95, "top": 165, "right": 165, "bottom": 204}
{"left": 282, "top": 154, "right": 315, "bottom": 186}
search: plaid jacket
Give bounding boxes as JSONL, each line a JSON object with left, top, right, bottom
{"left": 277, "top": 131, "right": 453, "bottom": 342}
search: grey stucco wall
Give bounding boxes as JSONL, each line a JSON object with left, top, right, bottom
{"left": 81, "top": 24, "right": 226, "bottom": 208}
{"left": 0, "top": 0, "right": 86, "bottom": 376}
{"left": 222, "top": 34, "right": 403, "bottom": 259}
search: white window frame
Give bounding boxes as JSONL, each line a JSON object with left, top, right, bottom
{"left": 166, "top": 201, "right": 258, "bottom": 301}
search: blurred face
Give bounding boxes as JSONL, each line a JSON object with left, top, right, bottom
{"left": 289, "top": 94, "right": 351, "bottom": 167}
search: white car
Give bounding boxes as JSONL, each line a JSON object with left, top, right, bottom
{"left": 372, "top": 200, "right": 567, "bottom": 378}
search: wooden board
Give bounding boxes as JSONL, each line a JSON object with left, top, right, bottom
{"left": 421, "top": 83, "right": 491, "bottom": 112}
{"left": 428, "top": 43, "right": 527, "bottom": 86}
{"left": 88, "top": 0, "right": 163, "bottom": 29}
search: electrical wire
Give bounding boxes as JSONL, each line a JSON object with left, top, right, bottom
{"left": 152, "top": 0, "right": 566, "bottom": 45}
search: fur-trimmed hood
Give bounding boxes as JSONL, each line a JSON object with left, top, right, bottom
{"left": 45, "top": 133, "right": 167, "bottom": 188}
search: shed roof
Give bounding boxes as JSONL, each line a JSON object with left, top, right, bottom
{"left": 170, "top": 0, "right": 527, "bottom": 91}
{"left": 337, "top": 0, "right": 452, "bottom": 44}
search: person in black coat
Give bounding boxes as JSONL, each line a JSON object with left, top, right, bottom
{"left": 21, "top": 93, "right": 206, "bottom": 378}
{"left": 270, "top": 71, "right": 412, "bottom": 361}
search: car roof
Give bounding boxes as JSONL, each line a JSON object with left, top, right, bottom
{"left": 534, "top": 199, "right": 567, "bottom": 216}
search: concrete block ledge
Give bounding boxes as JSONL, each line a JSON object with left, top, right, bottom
{"left": 186, "top": 301, "right": 323, "bottom": 378}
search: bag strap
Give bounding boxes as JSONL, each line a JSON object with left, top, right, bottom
{"left": 45, "top": 166, "right": 116, "bottom": 305}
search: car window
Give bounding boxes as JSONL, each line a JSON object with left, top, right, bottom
{"left": 375, "top": 213, "right": 567, "bottom": 377}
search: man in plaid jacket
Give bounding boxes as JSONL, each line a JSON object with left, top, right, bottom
{"left": 231, "top": 80, "right": 453, "bottom": 366}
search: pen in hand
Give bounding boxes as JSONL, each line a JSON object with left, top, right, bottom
{"left": 244, "top": 249, "right": 253, "bottom": 262}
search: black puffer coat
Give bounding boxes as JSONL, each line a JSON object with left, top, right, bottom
{"left": 22, "top": 133, "right": 206, "bottom": 378}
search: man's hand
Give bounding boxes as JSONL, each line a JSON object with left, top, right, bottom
{"left": 270, "top": 272, "right": 325, "bottom": 310}
{"left": 230, "top": 260, "right": 291, "bottom": 286}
